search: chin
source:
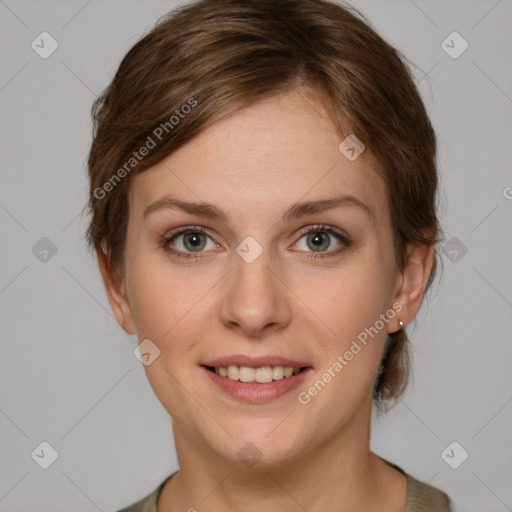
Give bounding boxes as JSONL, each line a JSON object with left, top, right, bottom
{"left": 204, "top": 423, "right": 311, "bottom": 469}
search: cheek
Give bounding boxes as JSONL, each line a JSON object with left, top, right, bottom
{"left": 300, "top": 256, "right": 392, "bottom": 382}
{"left": 126, "top": 254, "right": 216, "bottom": 360}
{"left": 125, "top": 251, "right": 181, "bottom": 340}
{"left": 126, "top": 261, "right": 206, "bottom": 412}
{"left": 301, "top": 270, "right": 390, "bottom": 414}
{"left": 305, "top": 261, "right": 392, "bottom": 336}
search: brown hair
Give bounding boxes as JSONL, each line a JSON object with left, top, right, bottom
{"left": 85, "top": 0, "right": 443, "bottom": 413}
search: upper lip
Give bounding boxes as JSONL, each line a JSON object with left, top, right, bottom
{"left": 202, "top": 355, "right": 311, "bottom": 368}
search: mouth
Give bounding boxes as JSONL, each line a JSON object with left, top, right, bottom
{"left": 203, "top": 364, "right": 310, "bottom": 383}
{"left": 201, "top": 363, "right": 313, "bottom": 403}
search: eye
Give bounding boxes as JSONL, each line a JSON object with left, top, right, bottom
{"left": 291, "top": 224, "right": 351, "bottom": 260}
{"left": 160, "top": 223, "right": 351, "bottom": 261}
{"left": 161, "top": 226, "right": 220, "bottom": 260}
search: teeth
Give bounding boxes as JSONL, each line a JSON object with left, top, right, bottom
{"left": 213, "top": 365, "right": 303, "bottom": 383}
{"left": 227, "top": 365, "right": 239, "bottom": 380}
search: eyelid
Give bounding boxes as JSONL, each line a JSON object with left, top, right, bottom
{"left": 294, "top": 223, "right": 348, "bottom": 241}
{"left": 161, "top": 225, "right": 219, "bottom": 256}
{"left": 161, "top": 223, "right": 351, "bottom": 260}
{"left": 290, "top": 224, "right": 351, "bottom": 259}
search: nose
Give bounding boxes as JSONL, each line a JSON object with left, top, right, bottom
{"left": 218, "top": 244, "right": 291, "bottom": 337}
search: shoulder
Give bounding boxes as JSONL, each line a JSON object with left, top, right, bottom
{"left": 115, "top": 472, "right": 177, "bottom": 512}
{"left": 115, "top": 466, "right": 453, "bottom": 512}
{"left": 116, "top": 492, "right": 156, "bottom": 512}
{"left": 380, "top": 457, "right": 452, "bottom": 512}
{"left": 403, "top": 472, "right": 452, "bottom": 512}
{"left": 404, "top": 472, "right": 452, "bottom": 512}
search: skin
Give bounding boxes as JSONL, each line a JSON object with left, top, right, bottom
{"left": 98, "top": 88, "right": 434, "bottom": 511}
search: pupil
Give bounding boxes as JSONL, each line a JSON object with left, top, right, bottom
{"left": 310, "top": 232, "right": 327, "bottom": 250}
{"left": 186, "top": 232, "right": 205, "bottom": 250}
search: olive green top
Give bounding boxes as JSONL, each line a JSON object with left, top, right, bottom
{"left": 117, "top": 459, "right": 452, "bottom": 512}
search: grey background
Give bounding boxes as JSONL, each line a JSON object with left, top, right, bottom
{"left": 0, "top": 1, "right": 511, "bottom": 511}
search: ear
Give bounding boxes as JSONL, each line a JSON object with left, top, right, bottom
{"left": 97, "top": 241, "right": 137, "bottom": 335}
{"left": 390, "top": 242, "right": 435, "bottom": 332}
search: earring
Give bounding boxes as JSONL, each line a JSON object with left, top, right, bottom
{"left": 398, "top": 320, "right": 404, "bottom": 330}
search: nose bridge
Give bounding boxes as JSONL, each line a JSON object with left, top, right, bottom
{"left": 220, "top": 236, "right": 289, "bottom": 335}
{"left": 234, "top": 239, "right": 274, "bottom": 292}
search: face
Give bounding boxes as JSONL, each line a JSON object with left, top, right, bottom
{"left": 101, "top": 88, "right": 431, "bottom": 468}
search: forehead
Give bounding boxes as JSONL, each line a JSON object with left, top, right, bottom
{"left": 129, "top": 89, "right": 388, "bottom": 225}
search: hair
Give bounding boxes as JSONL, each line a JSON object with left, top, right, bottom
{"left": 85, "top": 0, "right": 444, "bottom": 413}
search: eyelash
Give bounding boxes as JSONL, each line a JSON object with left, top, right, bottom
{"left": 160, "top": 224, "right": 352, "bottom": 261}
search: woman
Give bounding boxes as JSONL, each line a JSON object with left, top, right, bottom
{"left": 86, "top": 0, "right": 452, "bottom": 510}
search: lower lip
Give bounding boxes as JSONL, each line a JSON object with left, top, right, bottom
{"left": 201, "top": 366, "right": 312, "bottom": 403}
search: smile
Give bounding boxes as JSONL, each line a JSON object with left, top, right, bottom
{"left": 202, "top": 365, "right": 312, "bottom": 403}
{"left": 206, "top": 365, "right": 307, "bottom": 383}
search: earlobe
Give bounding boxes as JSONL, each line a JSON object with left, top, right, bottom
{"left": 97, "top": 242, "right": 137, "bottom": 335}
{"left": 391, "top": 243, "right": 435, "bottom": 332}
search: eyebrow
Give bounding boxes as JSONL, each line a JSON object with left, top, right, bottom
{"left": 142, "top": 194, "right": 374, "bottom": 224}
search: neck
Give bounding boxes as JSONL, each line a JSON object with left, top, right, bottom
{"left": 159, "top": 395, "right": 406, "bottom": 512}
